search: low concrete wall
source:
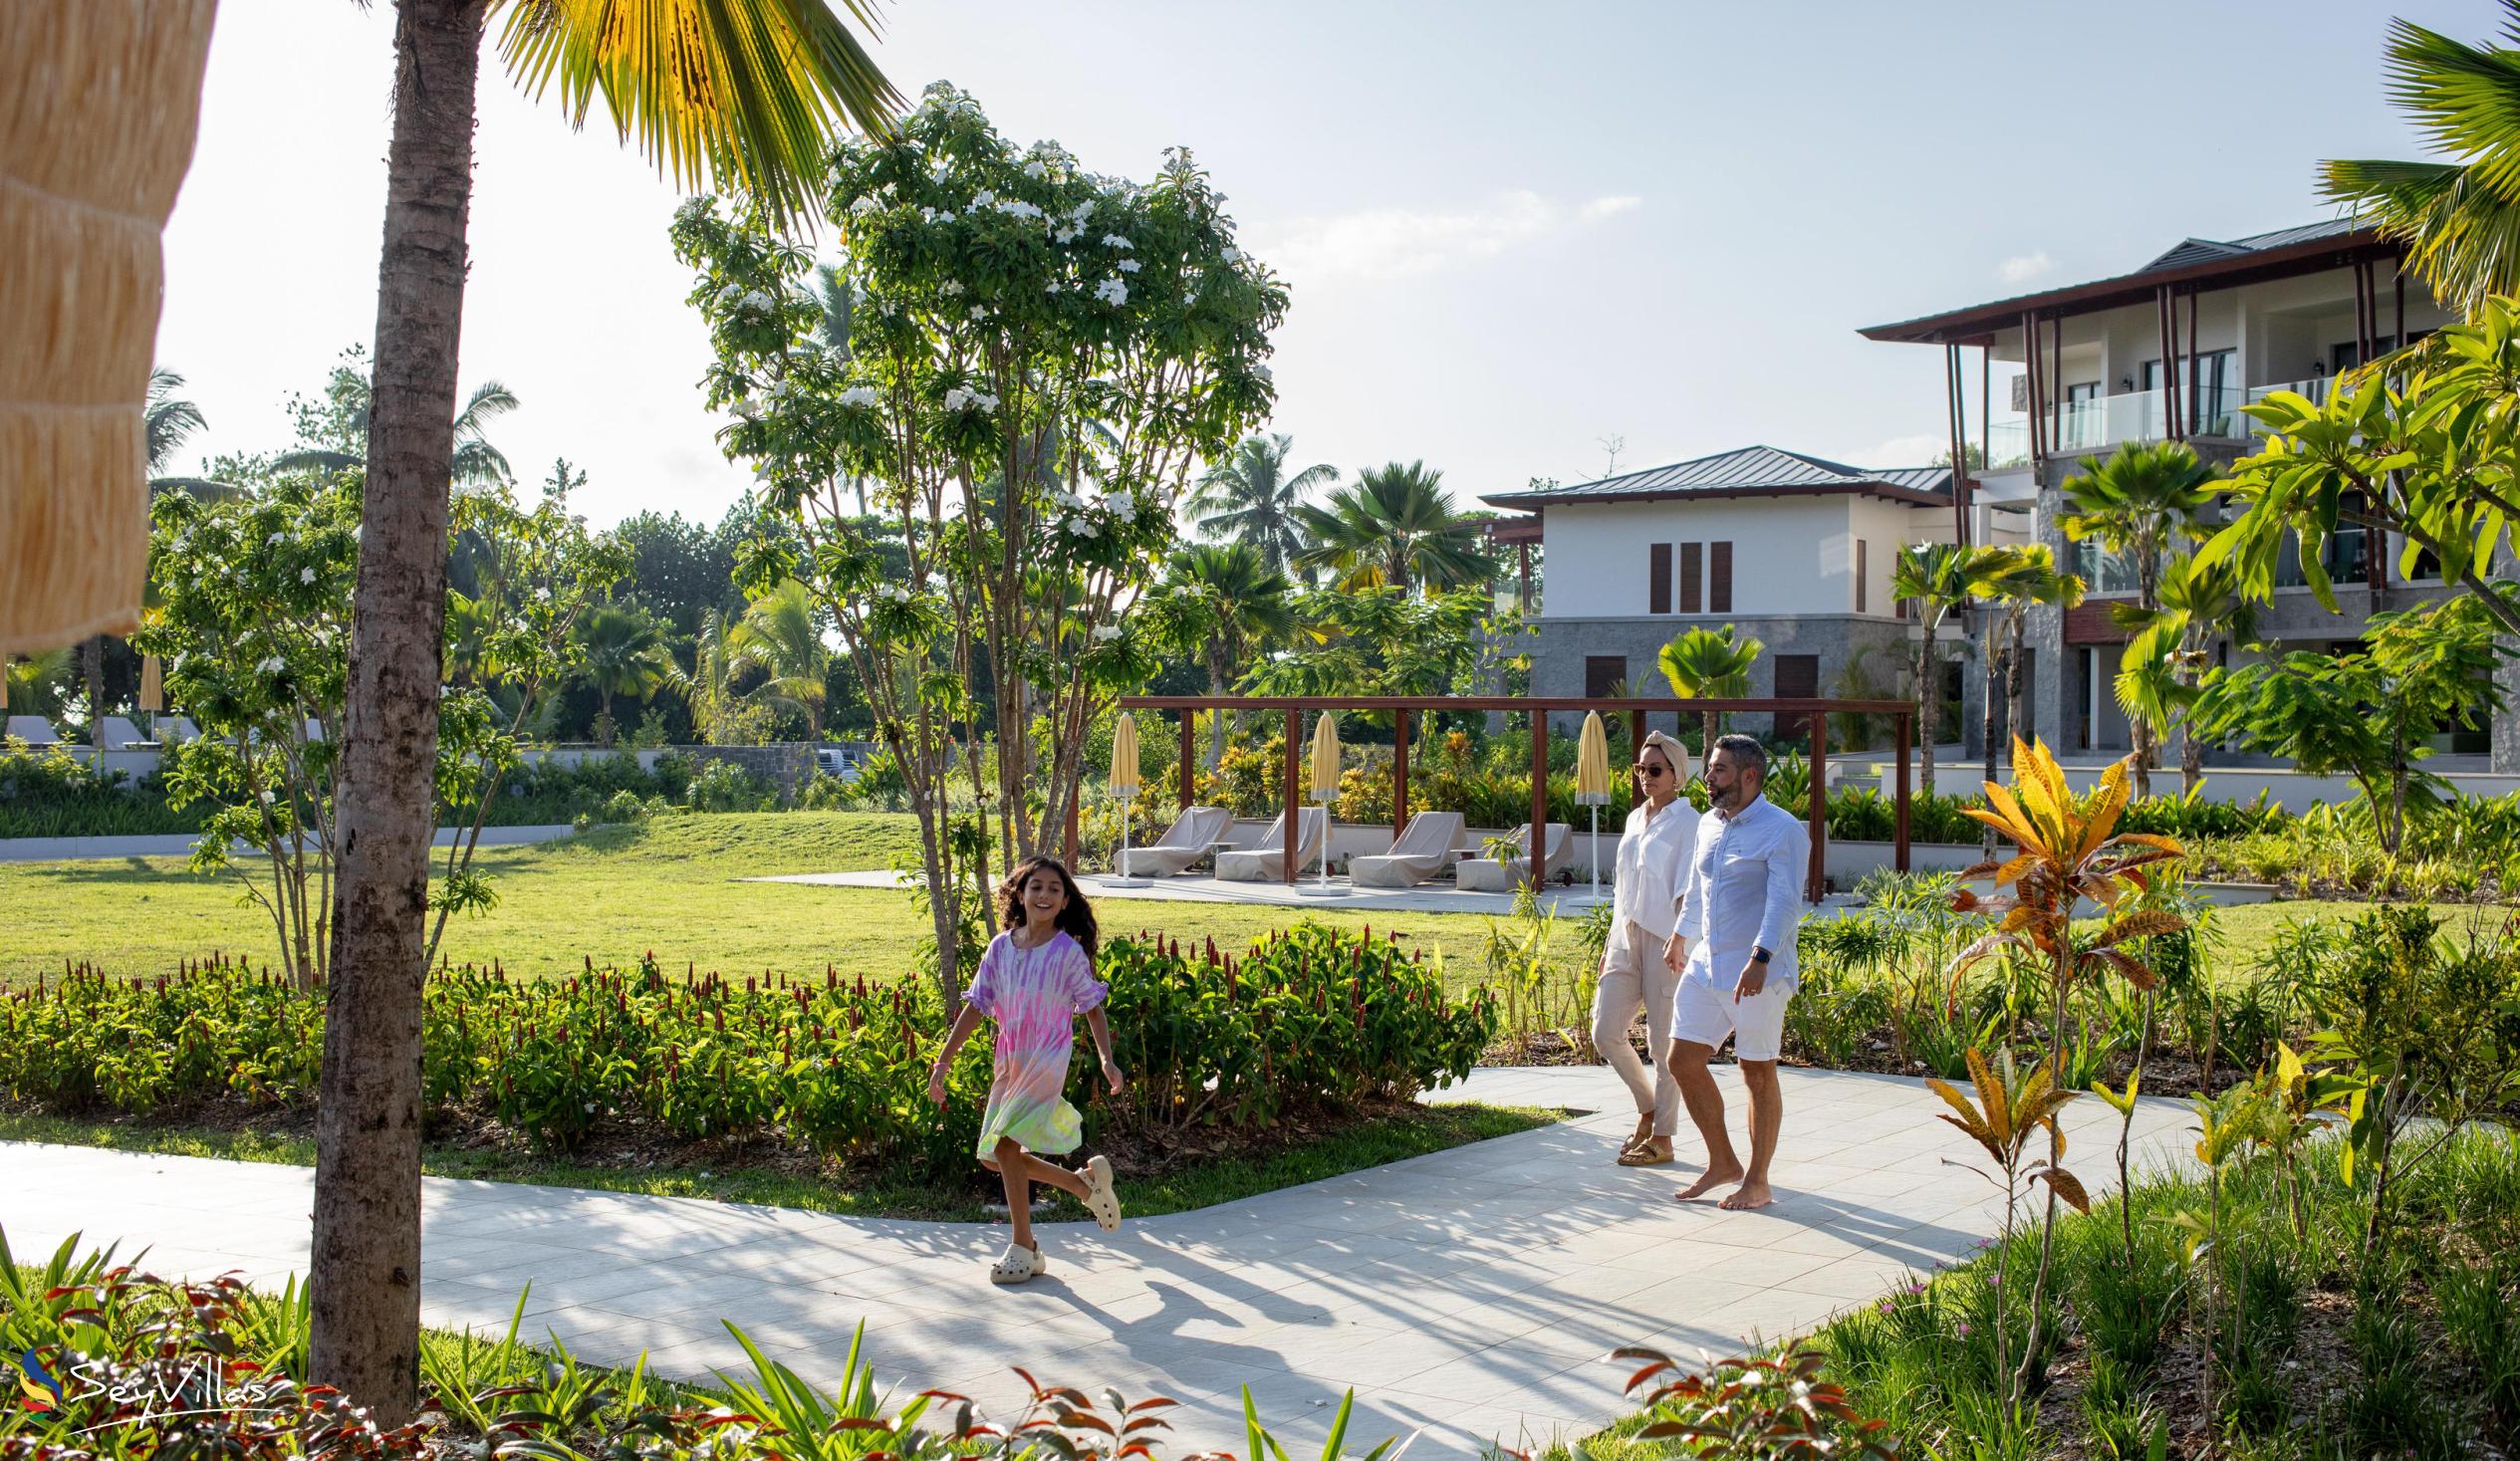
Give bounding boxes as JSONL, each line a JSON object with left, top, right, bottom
{"left": 0, "top": 824, "right": 577, "bottom": 863}
{"left": 685, "top": 743, "right": 818, "bottom": 798}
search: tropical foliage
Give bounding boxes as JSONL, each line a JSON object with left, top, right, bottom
{"left": 1656, "top": 623, "right": 1762, "bottom": 754}
{"left": 1293, "top": 461, "right": 1497, "bottom": 595}
{"left": 1188, "top": 432, "right": 1335, "bottom": 577}
{"left": 2061, "top": 441, "right": 2215, "bottom": 799}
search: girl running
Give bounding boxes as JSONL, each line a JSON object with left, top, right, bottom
{"left": 927, "top": 854, "right": 1127, "bottom": 1284}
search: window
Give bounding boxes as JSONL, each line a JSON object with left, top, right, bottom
{"left": 1585, "top": 655, "right": 1627, "bottom": 699}
{"left": 2188, "top": 349, "right": 2237, "bottom": 434}
{"left": 1648, "top": 543, "right": 1671, "bottom": 613}
{"left": 1710, "top": 542, "right": 1733, "bottom": 613}
{"left": 1773, "top": 654, "right": 1819, "bottom": 700}
{"left": 1679, "top": 542, "right": 1703, "bottom": 613}
{"left": 1856, "top": 540, "right": 1869, "bottom": 613}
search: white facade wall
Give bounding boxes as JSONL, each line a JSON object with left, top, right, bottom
{"left": 1541, "top": 496, "right": 1856, "bottom": 618}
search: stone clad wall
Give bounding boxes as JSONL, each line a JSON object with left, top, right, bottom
{"left": 685, "top": 743, "right": 818, "bottom": 799}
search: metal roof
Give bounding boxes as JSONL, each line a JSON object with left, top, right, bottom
{"left": 1479, "top": 446, "right": 1953, "bottom": 511}
{"left": 1862, "top": 214, "right": 2385, "bottom": 346}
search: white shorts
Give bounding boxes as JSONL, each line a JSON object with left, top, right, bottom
{"left": 1670, "top": 959, "right": 1791, "bottom": 1064}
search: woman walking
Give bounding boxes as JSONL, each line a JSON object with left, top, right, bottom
{"left": 1591, "top": 729, "right": 1699, "bottom": 1165}
{"left": 928, "top": 854, "right": 1127, "bottom": 1284}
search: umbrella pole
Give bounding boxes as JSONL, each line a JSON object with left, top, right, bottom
{"left": 1589, "top": 806, "right": 1600, "bottom": 900}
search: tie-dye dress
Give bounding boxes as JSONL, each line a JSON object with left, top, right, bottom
{"left": 964, "top": 929, "right": 1108, "bottom": 1160}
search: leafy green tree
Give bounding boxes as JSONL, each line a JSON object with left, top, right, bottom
{"left": 2192, "top": 594, "right": 2509, "bottom": 851}
{"left": 1293, "top": 460, "right": 1498, "bottom": 595}
{"left": 5, "top": 647, "right": 73, "bottom": 718}
{"left": 274, "top": 359, "right": 522, "bottom": 489}
{"left": 1240, "top": 587, "right": 1491, "bottom": 701}
{"left": 1971, "top": 547, "right": 2082, "bottom": 840}
{"left": 573, "top": 604, "right": 678, "bottom": 747}
{"left": 2061, "top": 441, "right": 2216, "bottom": 797}
{"left": 729, "top": 579, "right": 833, "bottom": 738}
{"left": 2112, "top": 551, "right": 2256, "bottom": 797}
{"left": 2206, "top": 303, "right": 2520, "bottom": 641}
{"left": 676, "top": 88, "right": 1280, "bottom": 989}
{"left": 1890, "top": 542, "right": 2014, "bottom": 793}
{"left": 2322, "top": 5, "right": 2520, "bottom": 315}
{"left": 1188, "top": 432, "right": 1335, "bottom": 578}
{"left": 1657, "top": 623, "right": 1763, "bottom": 755}
{"left": 1144, "top": 544, "right": 1295, "bottom": 766}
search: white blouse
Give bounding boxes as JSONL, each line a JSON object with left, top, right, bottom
{"left": 1611, "top": 797, "right": 1698, "bottom": 939}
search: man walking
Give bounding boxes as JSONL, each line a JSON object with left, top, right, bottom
{"left": 1662, "top": 734, "right": 1809, "bottom": 1210}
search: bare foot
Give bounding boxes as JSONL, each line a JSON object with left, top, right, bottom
{"left": 1672, "top": 1163, "right": 1743, "bottom": 1202}
{"left": 1717, "top": 1177, "right": 1775, "bottom": 1210}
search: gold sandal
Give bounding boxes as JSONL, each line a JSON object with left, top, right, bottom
{"left": 1618, "top": 1138, "right": 1674, "bottom": 1167}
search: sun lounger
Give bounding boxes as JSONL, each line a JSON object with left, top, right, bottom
{"left": 1115, "top": 805, "right": 1234, "bottom": 878}
{"left": 1350, "top": 811, "right": 1469, "bottom": 888}
{"left": 156, "top": 716, "right": 202, "bottom": 744}
{"left": 98, "top": 717, "right": 146, "bottom": 750}
{"left": 1454, "top": 822, "right": 1572, "bottom": 892}
{"left": 5, "top": 715, "right": 60, "bottom": 746}
{"left": 1214, "top": 807, "right": 1329, "bottom": 881}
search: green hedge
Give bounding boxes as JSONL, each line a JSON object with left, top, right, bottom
{"left": 0, "top": 923, "right": 1495, "bottom": 1172}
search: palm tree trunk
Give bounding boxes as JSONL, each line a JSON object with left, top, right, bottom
{"left": 83, "top": 635, "right": 107, "bottom": 748}
{"left": 1206, "top": 646, "right": 1229, "bottom": 768}
{"left": 310, "top": 0, "right": 482, "bottom": 1427}
{"left": 2006, "top": 611, "right": 2031, "bottom": 769}
{"left": 1915, "top": 638, "right": 1938, "bottom": 799}
{"left": 1980, "top": 625, "right": 2001, "bottom": 853}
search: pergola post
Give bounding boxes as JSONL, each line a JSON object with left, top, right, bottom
{"left": 1806, "top": 709, "right": 1829, "bottom": 902}
{"left": 1178, "top": 710, "right": 1193, "bottom": 811}
{"left": 1392, "top": 708, "right": 1410, "bottom": 838}
{"left": 1627, "top": 709, "right": 1645, "bottom": 807}
{"left": 1894, "top": 711, "right": 1912, "bottom": 873}
{"left": 1282, "top": 707, "right": 1299, "bottom": 887}
{"left": 1530, "top": 708, "right": 1550, "bottom": 886}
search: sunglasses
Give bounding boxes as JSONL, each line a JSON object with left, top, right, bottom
{"left": 1633, "top": 763, "right": 1669, "bottom": 777}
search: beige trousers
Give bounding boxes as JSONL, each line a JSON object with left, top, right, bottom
{"left": 1592, "top": 916, "right": 1680, "bottom": 1136}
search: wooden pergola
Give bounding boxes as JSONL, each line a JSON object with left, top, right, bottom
{"left": 1113, "top": 695, "right": 1917, "bottom": 900}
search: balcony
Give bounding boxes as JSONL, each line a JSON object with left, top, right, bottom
{"left": 2243, "top": 376, "right": 2337, "bottom": 416}
{"left": 1979, "top": 384, "right": 2250, "bottom": 466}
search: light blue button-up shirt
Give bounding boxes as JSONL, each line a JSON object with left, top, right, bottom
{"left": 1674, "top": 793, "right": 1810, "bottom": 992}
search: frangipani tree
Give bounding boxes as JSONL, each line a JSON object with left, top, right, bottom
{"left": 1950, "top": 739, "right": 2187, "bottom": 1402}
{"left": 673, "top": 86, "right": 1284, "bottom": 996}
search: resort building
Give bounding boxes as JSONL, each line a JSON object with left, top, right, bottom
{"left": 1479, "top": 445, "right": 2026, "bottom": 735}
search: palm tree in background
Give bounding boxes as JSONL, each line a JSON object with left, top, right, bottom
{"left": 6, "top": 647, "right": 74, "bottom": 718}
{"left": 274, "top": 378, "right": 522, "bottom": 488}
{"left": 1891, "top": 542, "right": 2017, "bottom": 796}
{"left": 2118, "top": 551, "right": 2259, "bottom": 797}
{"left": 1657, "top": 624, "right": 1763, "bottom": 757}
{"left": 1188, "top": 433, "right": 1335, "bottom": 577}
{"left": 730, "top": 580, "right": 833, "bottom": 738}
{"left": 2323, "top": 6, "right": 2520, "bottom": 315}
{"left": 2062, "top": 441, "right": 2216, "bottom": 798}
{"left": 573, "top": 604, "right": 677, "bottom": 747}
{"left": 312, "top": 2, "right": 897, "bottom": 1422}
{"left": 1294, "top": 460, "right": 1497, "bottom": 595}
{"left": 1970, "top": 546, "right": 2082, "bottom": 846}
{"left": 1147, "top": 544, "right": 1296, "bottom": 766}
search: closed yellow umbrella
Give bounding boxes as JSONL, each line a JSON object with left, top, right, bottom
{"left": 137, "top": 651, "right": 162, "bottom": 713}
{"left": 1108, "top": 711, "right": 1144, "bottom": 883}
{"left": 1300, "top": 711, "right": 1345, "bottom": 896}
{"left": 1576, "top": 712, "right": 1612, "bottom": 900}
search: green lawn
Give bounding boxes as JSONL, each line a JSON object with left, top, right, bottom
{"left": 1, "top": 812, "right": 1546, "bottom": 990}
{"left": 3, "top": 809, "right": 2487, "bottom": 992}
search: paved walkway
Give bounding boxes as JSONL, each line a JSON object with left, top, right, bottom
{"left": 0, "top": 1066, "right": 2192, "bottom": 1458}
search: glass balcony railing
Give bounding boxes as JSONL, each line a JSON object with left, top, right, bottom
{"left": 2243, "top": 376, "right": 2337, "bottom": 426}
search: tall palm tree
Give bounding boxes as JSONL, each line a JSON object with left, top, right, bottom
{"left": 1657, "top": 624, "right": 1763, "bottom": 757}
{"left": 1188, "top": 433, "right": 1335, "bottom": 577}
{"left": 2322, "top": 6, "right": 2520, "bottom": 316}
{"left": 77, "top": 369, "right": 229, "bottom": 747}
{"left": 1293, "top": 460, "right": 1497, "bottom": 595}
{"left": 681, "top": 606, "right": 742, "bottom": 742}
{"left": 1891, "top": 542, "right": 2016, "bottom": 796}
{"left": 314, "top": 4, "right": 895, "bottom": 1421}
{"left": 1970, "top": 546, "right": 2082, "bottom": 845}
{"left": 574, "top": 604, "right": 677, "bottom": 746}
{"left": 1148, "top": 544, "right": 1295, "bottom": 766}
{"left": 274, "top": 378, "right": 521, "bottom": 488}
{"left": 728, "top": 579, "right": 832, "bottom": 737}
{"left": 2117, "top": 551, "right": 2260, "bottom": 797}
{"left": 2061, "top": 441, "right": 2217, "bottom": 797}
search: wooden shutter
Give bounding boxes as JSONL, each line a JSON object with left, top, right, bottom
{"left": 1774, "top": 654, "right": 1820, "bottom": 699}
{"left": 1710, "top": 542, "right": 1733, "bottom": 612}
{"left": 1679, "top": 543, "right": 1702, "bottom": 613}
{"left": 1648, "top": 543, "right": 1671, "bottom": 613}
{"left": 1856, "top": 540, "right": 1868, "bottom": 613}
{"left": 1585, "top": 655, "right": 1627, "bottom": 699}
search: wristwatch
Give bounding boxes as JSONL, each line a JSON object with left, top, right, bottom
{"left": 1750, "top": 946, "right": 1773, "bottom": 965}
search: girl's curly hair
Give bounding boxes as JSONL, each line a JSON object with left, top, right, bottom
{"left": 995, "top": 854, "right": 1099, "bottom": 959}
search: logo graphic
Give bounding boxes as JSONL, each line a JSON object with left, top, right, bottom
{"left": 17, "top": 1351, "right": 62, "bottom": 1413}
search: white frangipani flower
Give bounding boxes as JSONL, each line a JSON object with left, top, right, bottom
{"left": 1102, "top": 234, "right": 1133, "bottom": 249}
{"left": 300, "top": 568, "right": 317, "bottom": 584}
{"left": 937, "top": 279, "right": 963, "bottom": 297}
{"left": 1094, "top": 278, "right": 1129, "bottom": 306}
{"left": 1115, "top": 258, "right": 1140, "bottom": 274}
{"left": 1091, "top": 622, "right": 1123, "bottom": 641}
{"left": 1221, "top": 246, "right": 1243, "bottom": 264}
{"left": 837, "top": 384, "right": 881, "bottom": 408}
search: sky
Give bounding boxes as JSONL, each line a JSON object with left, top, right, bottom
{"left": 155, "top": 0, "right": 2499, "bottom": 527}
